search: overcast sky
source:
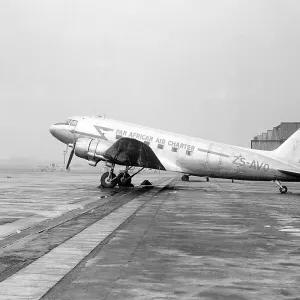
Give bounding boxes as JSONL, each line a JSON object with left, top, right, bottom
{"left": 1, "top": 0, "right": 300, "bottom": 162}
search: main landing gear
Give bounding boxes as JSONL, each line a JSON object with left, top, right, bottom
{"left": 273, "top": 180, "right": 288, "bottom": 194}
{"left": 100, "top": 164, "right": 145, "bottom": 188}
{"left": 181, "top": 174, "right": 189, "bottom": 181}
{"left": 101, "top": 164, "right": 117, "bottom": 188}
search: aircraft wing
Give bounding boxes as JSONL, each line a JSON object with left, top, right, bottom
{"left": 278, "top": 169, "right": 300, "bottom": 178}
{"left": 103, "top": 137, "right": 166, "bottom": 170}
{"left": 158, "top": 156, "right": 184, "bottom": 172}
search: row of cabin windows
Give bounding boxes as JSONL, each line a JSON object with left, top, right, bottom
{"left": 146, "top": 141, "right": 193, "bottom": 156}
{"left": 171, "top": 147, "right": 193, "bottom": 156}
{"left": 115, "top": 135, "right": 193, "bottom": 155}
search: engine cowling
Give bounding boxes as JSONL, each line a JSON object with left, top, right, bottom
{"left": 74, "top": 138, "right": 112, "bottom": 165}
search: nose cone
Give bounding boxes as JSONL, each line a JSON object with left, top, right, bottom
{"left": 49, "top": 125, "right": 56, "bottom": 136}
{"left": 49, "top": 124, "right": 73, "bottom": 144}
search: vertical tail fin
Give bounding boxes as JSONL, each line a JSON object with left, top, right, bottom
{"left": 272, "top": 129, "right": 300, "bottom": 166}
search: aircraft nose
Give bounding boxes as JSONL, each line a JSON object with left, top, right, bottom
{"left": 49, "top": 124, "right": 73, "bottom": 144}
{"left": 49, "top": 124, "right": 56, "bottom": 136}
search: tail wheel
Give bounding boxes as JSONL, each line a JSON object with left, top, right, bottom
{"left": 279, "top": 186, "right": 288, "bottom": 194}
{"left": 117, "top": 172, "right": 132, "bottom": 186}
{"left": 101, "top": 172, "right": 117, "bottom": 188}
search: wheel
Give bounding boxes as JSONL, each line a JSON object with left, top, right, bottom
{"left": 117, "top": 172, "right": 132, "bottom": 186}
{"left": 181, "top": 175, "right": 189, "bottom": 181}
{"left": 118, "top": 172, "right": 132, "bottom": 186}
{"left": 279, "top": 186, "right": 288, "bottom": 194}
{"left": 101, "top": 172, "right": 117, "bottom": 188}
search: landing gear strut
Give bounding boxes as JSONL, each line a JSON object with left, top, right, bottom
{"left": 273, "top": 180, "right": 288, "bottom": 194}
{"left": 101, "top": 164, "right": 117, "bottom": 188}
{"left": 181, "top": 174, "right": 189, "bottom": 181}
{"left": 101, "top": 165, "right": 146, "bottom": 188}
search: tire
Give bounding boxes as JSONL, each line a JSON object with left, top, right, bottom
{"left": 280, "top": 186, "right": 288, "bottom": 194}
{"left": 101, "top": 172, "right": 117, "bottom": 188}
{"left": 181, "top": 175, "right": 189, "bottom": 181}
{"left": 117, "top": 172, "right": 132, "bottom": 186}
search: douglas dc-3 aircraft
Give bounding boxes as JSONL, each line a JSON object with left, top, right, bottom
{"left": 50, "top": 115, "right": 300, "bottom": 193}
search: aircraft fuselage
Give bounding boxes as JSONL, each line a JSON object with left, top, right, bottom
{"left": 50, "top": 116, "right": 300, "bottom": 182}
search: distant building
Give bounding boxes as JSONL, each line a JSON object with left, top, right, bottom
{"left": 251, "top": 122, "right": 300, "bottom": 151}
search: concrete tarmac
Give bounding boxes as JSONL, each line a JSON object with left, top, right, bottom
{"left": 1, "top": 171, "right": 300, "bottom": 299}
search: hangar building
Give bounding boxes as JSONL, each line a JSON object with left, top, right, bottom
{"left": 251, "top": 122, "right": 300, "bottom": 151}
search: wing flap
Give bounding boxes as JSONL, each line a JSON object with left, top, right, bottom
{"left": 103, "top": 137, "right": 166, "bottom": 170}
{"left": 278, "top": 169, "right": 300, "bottom": 177}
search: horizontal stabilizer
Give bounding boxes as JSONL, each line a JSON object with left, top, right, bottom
{"left": 104, "top": 137, "right": 166, "bottom": 170}
{"left": 278, "top": 169, "right": 300, "bottom": 178}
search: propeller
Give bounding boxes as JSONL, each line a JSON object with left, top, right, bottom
{"left": 66, "top": 147, "right": 74, "bottom": 170}
{"left": 66, "top": 124, "right": 77, "bottom": 170}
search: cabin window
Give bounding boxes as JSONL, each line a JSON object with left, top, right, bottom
{"left": 171, "top": 147, "right": 178, "bottom": 152}
{"left": 144, "top": 141, "right": 150, "bottom": 146}
{"left": 186, "top": 150, "right": 193, "bottom": 156}
{"left": 157, "top": 144, "right": 164, "bottom": 149}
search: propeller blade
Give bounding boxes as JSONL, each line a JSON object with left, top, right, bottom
{"left": 66, "top": 148, "right": 74, "bottom": 170}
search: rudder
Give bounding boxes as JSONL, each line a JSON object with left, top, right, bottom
{"left": 272, "top": 129, "right": 300, "bottom": 166}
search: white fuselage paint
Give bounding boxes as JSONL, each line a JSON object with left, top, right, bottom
{"left": 54, "top": 116, "right": 300, "bottom": 182}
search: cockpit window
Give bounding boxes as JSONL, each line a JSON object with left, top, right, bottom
{"left": 65, "top": 119, "right": 71, "bottom": 125}
{"left": 70, "top": 120, "right": 78, "bottom": 127}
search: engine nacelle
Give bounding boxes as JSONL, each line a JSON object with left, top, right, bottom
{"left": 74, "top": 138, "right": 112, "bottom": 165}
